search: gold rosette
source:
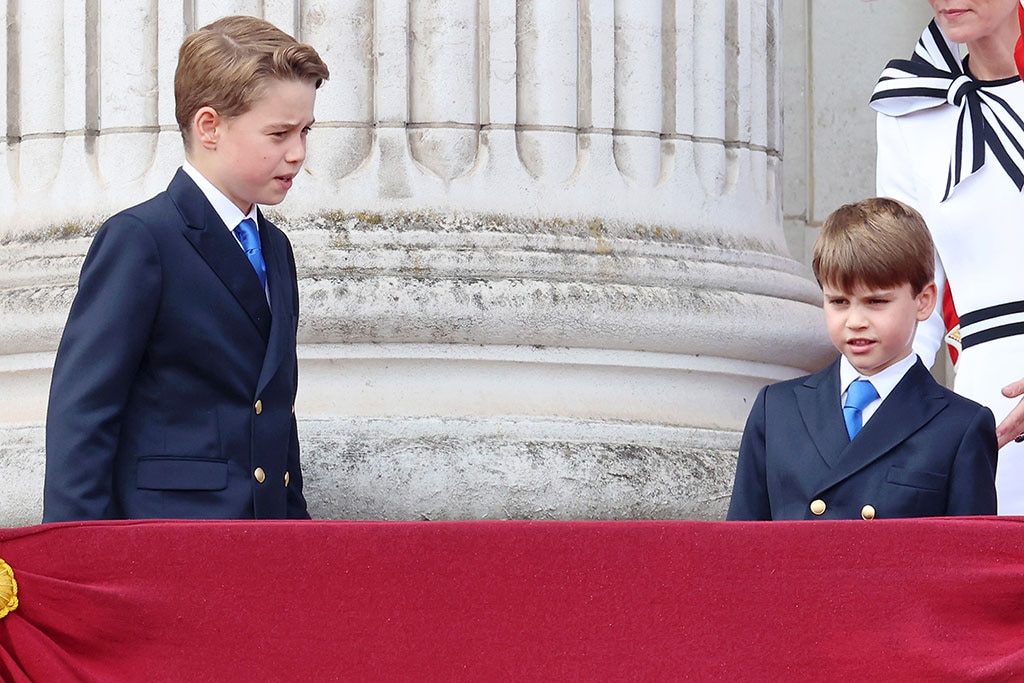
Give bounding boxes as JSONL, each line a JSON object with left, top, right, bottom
{"left": 0, "top": 558, "right": 18, "bottom": 619}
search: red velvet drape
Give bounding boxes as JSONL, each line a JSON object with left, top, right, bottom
{"left": 0, "top": 518, "right": 1023, "bottom": 681}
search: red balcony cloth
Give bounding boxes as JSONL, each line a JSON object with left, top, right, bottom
{"left": 0, "top": 518, "right": 1023, "bottom": 681}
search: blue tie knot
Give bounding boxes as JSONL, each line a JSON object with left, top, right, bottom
{"left": 234, "top": 218, "right": 267, "bottom": 289}
{"left": 843, "top": 379, "right": 878, "bottom": 440}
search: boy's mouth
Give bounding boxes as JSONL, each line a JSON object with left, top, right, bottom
{"left": 846, "top": 338, "right": 876, "bottom": 351}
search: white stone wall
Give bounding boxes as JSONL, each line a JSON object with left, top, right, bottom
{"left": 0, "top": 0, "right": 842, "bottom": 524}
{"left": 781, "top": 1, "right": 948, "bottom": 382}
{"left": 2, "top": 1, "right": 794, "bottom": 237}
{"left": 781, "top": 0, "right": 934, "bottom": 263}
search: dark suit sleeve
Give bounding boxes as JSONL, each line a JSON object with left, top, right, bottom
{"left": 286, "top": 414, "right": 309, "bottom": 519}
{"left": 43, "top": 216, "right": 161, "bottom": 521}
{"left": 283, "top": 236, "right": 310, "bottom": 519}
{"left": 727, "top": 386, "right": 772, "bottom": 520}
{"left": 945, "top": 405, "right": 998, "bottom": 516}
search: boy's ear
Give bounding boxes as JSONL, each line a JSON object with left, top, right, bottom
{"left": 915, "top": 281, "right": 938, "bottom": 321}
{"left": 192, "top": 107, "right": 221, "bottom": 150}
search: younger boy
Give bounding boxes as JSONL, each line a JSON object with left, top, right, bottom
{"left": 43, "top": 16, "right": 330, "bottom": 521}
{"left": 727, "top": 198, "right": 997, "bottom": 520}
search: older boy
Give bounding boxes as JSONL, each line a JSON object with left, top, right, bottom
{"left": 43, "top": 16, "right": 329, "bottom": 521}
{"left": 727, "top": 198, "right": 997, "bottom": 520}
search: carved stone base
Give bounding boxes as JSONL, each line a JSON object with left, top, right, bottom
{"left": 0, "top": 419, "right": 737, "bottom": 525}
{"left": 299, "top": 418, "right": 738, "bottom": 520}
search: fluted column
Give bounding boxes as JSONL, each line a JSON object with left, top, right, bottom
{"left": 0, "top": 0, "right": 832, "bottom": 525}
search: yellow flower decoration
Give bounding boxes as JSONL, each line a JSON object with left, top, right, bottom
{"left": 0, "top": 558, "right": 18, "bottom": 619}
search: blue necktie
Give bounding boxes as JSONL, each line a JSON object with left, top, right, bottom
{"left": 843, "top": 379, "right": 879, "bottom": 440}
{"left": 233, "top": 218, "right": 267, "bottom": 289}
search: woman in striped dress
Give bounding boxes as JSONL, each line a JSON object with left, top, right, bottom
{"left": 871, "top": 1, "right": 1024, "bottom": 513}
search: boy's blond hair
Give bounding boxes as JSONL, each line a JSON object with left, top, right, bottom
{"left": 812, "top": 197, "right": 934, "bottom": 296}
{"left": 174, "top": 15, "right": 330, "bottom": 148}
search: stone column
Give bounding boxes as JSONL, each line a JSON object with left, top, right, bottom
{"left": 0, "top": 0, "right": 832, "bottom": 525}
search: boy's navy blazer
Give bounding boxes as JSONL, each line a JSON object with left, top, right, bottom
{"left": 727, "top": 357, "right": 998, "bottom": 520}
{"left": 44, "top": 169, "right": 308, "bottom": 521}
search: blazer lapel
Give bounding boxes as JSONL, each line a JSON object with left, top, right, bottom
{"left": 169, "top": 170, "right": 273, "bottom": 344}
{"left": 795, "top": 360, "right": 850, "bottom": 469}
{"left": 819, "top": 359, "right": 947, "bottom": 489}
{"left": 255, "top": 214, "right": 293, "bottom": 394}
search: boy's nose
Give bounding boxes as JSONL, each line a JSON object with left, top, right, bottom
{"left": 286, "top": 138, "right": 306, "bottom": 164}
{"left": 846, "top": 308, "right": 869, "bottom": 328}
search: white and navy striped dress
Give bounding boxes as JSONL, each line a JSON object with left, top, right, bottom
{"left": 873, "top": 20, "right": 1024, "bottom": 514}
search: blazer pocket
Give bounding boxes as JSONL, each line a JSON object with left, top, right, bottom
{"left": 137, "top": 456, "right": 229, "bottom": 491}
{"left": 886, "top": 466, "right": 947, "bottom": 492}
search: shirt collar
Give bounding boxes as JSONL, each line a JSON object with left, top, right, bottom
{"left": 181, "top": 160, "right": 259, "bottom": 231}
{"left": 839, "top": 352, "right": 918, "bottom": 403}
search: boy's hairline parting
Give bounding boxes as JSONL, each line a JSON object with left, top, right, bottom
{"left": 812, "top": 197, "right": 935, "bottom": 297}
{"left": 173, "top": 15, "right": 331, "bottom": 148}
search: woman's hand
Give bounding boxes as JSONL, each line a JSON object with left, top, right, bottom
{"left": 997, "top": 378, "right": 1024, "bottom": 448}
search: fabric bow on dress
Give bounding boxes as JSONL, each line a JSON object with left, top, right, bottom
{"left": 870, "top": 20, "right": 1024, "bottom": 201}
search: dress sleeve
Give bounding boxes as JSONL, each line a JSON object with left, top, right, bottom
{"left": 914, "top": 256, "right": 947, "bottom": 370}
{"left": 876, "top": 111, "right": 945, "bottom": 369}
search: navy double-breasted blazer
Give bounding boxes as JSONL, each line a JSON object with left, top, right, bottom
{"left": 43, "top": 169, "right": 308, "bottom": 521}
{"left": 727, "top": 358, "right": 997, "bottom": 520}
